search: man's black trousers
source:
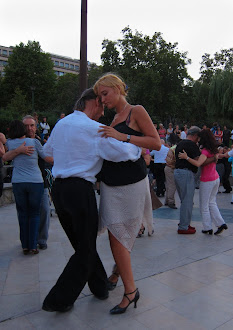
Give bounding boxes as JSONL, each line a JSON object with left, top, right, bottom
{"left": 43, "top": 177, "right": 108, "bottom": 308}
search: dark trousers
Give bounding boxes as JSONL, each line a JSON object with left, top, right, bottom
{"left": 222, "top": 163, "right": 232, "bottom": 192}
{"left": 43, "top": 177, "right": 108, "bottom": 308}
{"left": 153, "top": 163, "right": 166, "bottom": 196}
{"left": 13, "top": 182, "right": 44, "bottom": 250}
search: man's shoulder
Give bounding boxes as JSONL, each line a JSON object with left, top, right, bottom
{"left": 176, "top": 139, "right": 197, "bottom": 151}
{"left": 53, "top": 111, "right": 100, "bottom": 136}
{"left": 162, "top": 145, "right": 169, "bottom": 152}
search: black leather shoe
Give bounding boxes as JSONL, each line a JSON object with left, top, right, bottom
{"left": 202, "top": 229, "right": 213, "bottom": 235}
{"left": 38, "top": 243, "right": 47, "bottom": 250}
{"left": 214, "top": 224, "right": 228, "bottom": 235}
{"left": 93, "top": 291, "right": 109, "bottom": 300}
{"left": 168, "top": 204, "right": 177, "bottom": 209}
{"left": 42, "top": 301, "right": 73, "bottom": 312}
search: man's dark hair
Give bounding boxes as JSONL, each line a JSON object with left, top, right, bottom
{"left": 8, "top": 120, "right": 26, "bottom": 139}
{"left": 74, "top": 88, "right": 97, "bottom": 111}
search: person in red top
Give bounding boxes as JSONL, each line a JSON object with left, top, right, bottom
{"left": 179, "top": 129, "right": 227, "bottom": 235}
{"left": 214, "top": 126, "right": 223, "bottom": 144}
{"left": 158, "top": 123, "right": 166, "bottom": 141}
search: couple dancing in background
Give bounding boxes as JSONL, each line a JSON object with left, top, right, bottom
{"left": 42, "top": 74, "right": 161, "bottom": 314}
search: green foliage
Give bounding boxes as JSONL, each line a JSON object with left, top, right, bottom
{"left": 0, "top": 108, "right": 15, "bottom": 134}
{"left": 0, "top": 88, "right": 32, "bottom": 132}
{"left": 2, "top": 41, "right": 57, "bottom": 112}
{"left": 101, "top": 40, "right": 120, "bottom": 72}
{"left": 88, "top": 63, "right": 103, "bottom": 88}
{"left": 54, "top": 73, "right": 80, "bottom": 114}
{"left": 6, "top": 87, "right": 31, "bottom": 116}
{"left": 200, "top": 49, "right": 233, "bottom": 84}
{"left": 100, "top": 27, "right": 192, "bottom": 122}
{"left": 208, "top": 70, "right": 233, "bottom": 120}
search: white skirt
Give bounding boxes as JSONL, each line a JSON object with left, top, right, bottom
{"left": 99, "top": 176, "right": 154, "bottom": 252}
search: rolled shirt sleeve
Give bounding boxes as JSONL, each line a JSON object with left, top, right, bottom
{"left": 96, "top": 136, "right": 141, "bottom": 162}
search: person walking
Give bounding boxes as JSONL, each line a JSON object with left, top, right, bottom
{"left": 150, "top": 140, "right": 169, "bottom": 197}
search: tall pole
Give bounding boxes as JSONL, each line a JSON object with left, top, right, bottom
{"left": 80, "top": 0, "right": 87, "bottom": 93}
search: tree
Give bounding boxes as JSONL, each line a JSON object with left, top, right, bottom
{"left": 200, "top": 48, "right": 233, "bottom": 84}
{"left": 87, "top": 63, "right": 103, "bottom": 88}
{"left": 100, "top": 27, "right": 192, "bottom": 122}
{"left": 2, "top": 41, "right": 56, "bottom": 112}
{"left": 54, "top": 73, "right": 80, "bottom": 114}
{"left": 207, "top": 70, "right": 233, "bottom": 121}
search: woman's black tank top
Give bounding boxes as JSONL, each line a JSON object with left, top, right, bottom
{"left": 100, "top": 111, "right": 147, "bottom": 186}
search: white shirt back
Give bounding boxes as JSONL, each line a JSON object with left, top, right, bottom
{"left": 44, "top": 111, "right": 141, "bottom": 183}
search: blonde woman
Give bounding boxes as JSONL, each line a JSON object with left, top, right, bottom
{"left": 94, "top": 74, "right": 161, "bottom": 314}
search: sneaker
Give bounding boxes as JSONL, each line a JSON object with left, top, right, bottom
{"left": 188, "top": 225, "right": 196, "bottom": 230}
{"left": 178, "top": 228, "right": 196, "bottom": 234}
{"left": 214, "top": 224, "right": 228, "bottom": 235}
{"left": 178, "top": 224, "right": 196, "bottom": 230}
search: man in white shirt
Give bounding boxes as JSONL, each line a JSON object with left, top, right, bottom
{"left": 219, "top": 147, "right": 233, "bottom": 159}
{"left": 42, "top": 88, "right": 141, "bottom": 313}
{"left": 150, "top": 140, "right": 169, "bottom": 197}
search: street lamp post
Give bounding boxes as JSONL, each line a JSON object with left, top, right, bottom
{"left": 80, "top": 0, "right": 87, "bottom": 93}
{"left": 31, "top": 86, "right": 35, "bottom": 113}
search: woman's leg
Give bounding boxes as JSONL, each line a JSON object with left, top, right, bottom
{"left": 12, "top": 183, "right": 29, "bottom": 249}
{"left": 209, "top": 179, "right": 226, "bottom": 227}
{"left": 108, "top": 231, "right": 137, "bottom": 308}
{"left": 27, "top": 183, "right": 44, "bottom": 250}
{"left": 199, "top": 181, "right": 213, "bottom": 230}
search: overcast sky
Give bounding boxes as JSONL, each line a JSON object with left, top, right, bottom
{"left": 2, "top": 0, "right": 233, "bottom": 80}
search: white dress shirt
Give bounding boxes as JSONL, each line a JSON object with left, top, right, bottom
{"left": 150, "top": 144, "right": 169, "bottom": 163}
{"left": 180, "top": 131, "right": 187, "bottom": 139}
{"left": 44, "top": 111, "right": 141, "bottom": 183}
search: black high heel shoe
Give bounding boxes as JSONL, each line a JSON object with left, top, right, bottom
{"left": 107, "top": 264, "right": 120, "bottom": 291}
{"left": 202, "top": 229, "right": 213, "bottom": 235}
{"left": 214, "top": 224, "right": 228, "bottom": 235}
{"left": 137, "top": 225, "right": 145, "bottom": 238}
{"left": 110, "top": 288, "right": 140, "bottom": 315}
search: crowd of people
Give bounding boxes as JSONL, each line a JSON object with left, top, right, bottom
{"left": 0, "top": 73, "right": 233, "bottom": 316}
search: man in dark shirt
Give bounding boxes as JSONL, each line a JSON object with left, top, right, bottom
{"left": 223, "top": 126, "right": 231, "bottom": 147}
{"left": 174, "top": 126, "right": 201, "bottom": 234}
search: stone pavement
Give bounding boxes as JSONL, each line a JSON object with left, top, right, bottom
{"left": 0, "top": 187, "right": 233, "bottom": 330}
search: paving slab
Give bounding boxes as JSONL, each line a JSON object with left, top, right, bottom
{"left": 0, "top": 189, "right": 233, "bottom": 329}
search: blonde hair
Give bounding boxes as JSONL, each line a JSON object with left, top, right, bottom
{"left": 93, "top": 73, "right": 128, "bottom": 96}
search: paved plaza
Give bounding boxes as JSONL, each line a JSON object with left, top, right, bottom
{"left": 0, "top": 188, "right": 233, "bottom": 330}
